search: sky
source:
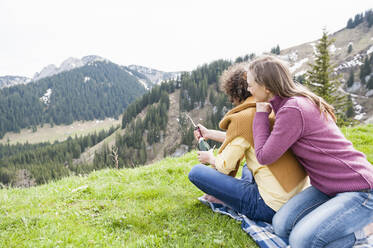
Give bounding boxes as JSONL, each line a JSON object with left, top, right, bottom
{"left": 0, "top": 0, "right": 372, "bottom": 78}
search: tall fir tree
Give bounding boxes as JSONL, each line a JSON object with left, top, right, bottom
{"left": 367, "top": 76, "right": 373, "bottom": 90}
{"left": 305, "top": 30, "right": 348, "bottom": 126}
{"left": 345, "top": 94, "right": 355, "bottom": 119}
{"left": 347, "top": 69, "right": 355, "bottom": 88}
{"left": 270, "top": 45, "right": 280, "bottom": 55}
{"left": 360, "top": 57, "right": 372, "bottom": 84}
{"left": 347, "top": 44, "right": 353, "bottom": 54}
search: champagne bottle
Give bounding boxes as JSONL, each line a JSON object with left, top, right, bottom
{"left": 197, "top": 136, "right": 210, "bottom": 151}
{"left": 185, "top": 113, "right": 211, "bottom": 151}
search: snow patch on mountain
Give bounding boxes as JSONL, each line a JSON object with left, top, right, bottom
{"left": 295, "top": 70, "right": 307, "bottom": 77}
{"left": 366, "top": 89, "right": 373, "bottom": 97}
{"left": 329, "top": 44, "right": 337, "bottom": 53}
{"left": 279, "top": 51, "right": 298, "bottom": 62}
{"left": 290, "top": 58, "right": 309, "bottom": 73}
{"left": 40, "top": 88, "right": 52, "bottom": 105}
{"left": 335, "top": 53, "right": 364, "bottom": 71}
{"left": 310, "top": 43, "right": 317, "bottom": 54}
{"left": 347, "top": 81, "right": 362, "bottom": 93}
{"left": 138, "top": 79, "right": 149, "bottom": 90}
{"left": 350, "top": 95, "right": 365, "bottom": 120}
{"left": 367, "top": 46, "right": 373, "bottom": 55}
{"left": 127, "top": 65, "right": 181, "bottom": 89}
{"left": 0, "top": 76, "right": 31, "bottom": 88}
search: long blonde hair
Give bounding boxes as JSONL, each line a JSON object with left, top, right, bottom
{"left": 248, "top": 56, "right": 336, "bottom": 122}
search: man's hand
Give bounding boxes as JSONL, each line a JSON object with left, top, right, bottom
{"left": 197, "top": 149, "right": 215, "bottom": 165}
{"left": 193, "top": 124, "right": 209, "bottom": 141}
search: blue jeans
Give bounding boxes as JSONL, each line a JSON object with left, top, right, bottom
{"left": 188, "top": 164, "right": 276, "bottom": 223}
{"left": 272, "top": 186, "right": 373, "bottom": 248}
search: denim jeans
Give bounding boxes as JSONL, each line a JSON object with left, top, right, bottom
{"left": 188, "top": 164, "right": 276, "bottom": 223}
{"left": 272, "top": 186, "right": 373, "bottom": 248}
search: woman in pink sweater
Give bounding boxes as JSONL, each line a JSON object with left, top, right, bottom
{"left": 246, "top": 55, "right": 373, "bottom": 248}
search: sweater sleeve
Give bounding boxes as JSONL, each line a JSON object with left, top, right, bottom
{"left": 215, "top": 137, "right": 250, "bottom": 174}
{"left": 253, "top": 108, "right": 303, "bottom": 165}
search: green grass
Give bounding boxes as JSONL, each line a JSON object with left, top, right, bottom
{"left": 0, "top": 124, "right": 372, "bottom": 247}
{"left": 341, "top": 124, "right": 373, "bottom": 163}
{"left": 0, "top": 152, "right": 255, "bottom": 248}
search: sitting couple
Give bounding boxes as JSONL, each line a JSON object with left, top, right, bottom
{"left": 188, "top": 56, "right": 373, "bottom": 248}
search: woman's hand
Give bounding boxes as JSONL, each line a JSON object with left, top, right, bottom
{"left": 193, "top": 124, "right": 209, "bottom": 140}
{"left": 197, "top": 149, "right": 215, "bottom": 165}
{"left": 256, "top": 102, "right": 272, "bottom": 113}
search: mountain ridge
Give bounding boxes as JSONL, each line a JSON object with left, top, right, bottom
{"left": 0, "top": 55, "right": 182, "bottom": 90}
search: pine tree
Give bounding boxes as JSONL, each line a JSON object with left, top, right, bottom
{"left": 276, "top": 45, "right": 280, "bottom": 55}
{"left": 360, "top": 57, "right": 372, "bottom": 84}
{"left": 305, "top": 30, "right": 348, "bottom": 126}
{"left": 271, "top": 45, "right": 280, "bottom": 55}
{"left": 347, "top": 44, "right": 353, "bottom": 54}
{"left": 347, "top": 18, "right": 354, "bottom": 29}
{"left": 367, "top": 76, "right": 373, "bottom": 90}
{"left": 347, "top": 70, "right": 355, "bottom": 88}
{"left": 346, "top": 95, "right": 355, "bottom": 118}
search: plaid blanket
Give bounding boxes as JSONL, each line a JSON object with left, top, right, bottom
{"left": 198, "top": 197, "right": 373, "bottom": 248}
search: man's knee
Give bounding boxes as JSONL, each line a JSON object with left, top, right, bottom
{"left": 188, "top": 164, "right": 205, "bottom": 183}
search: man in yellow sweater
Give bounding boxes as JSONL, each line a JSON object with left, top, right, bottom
{"left": 188, "top": 63, "right": 309, "bottom": 223}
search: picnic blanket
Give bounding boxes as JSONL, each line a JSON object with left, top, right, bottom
{"left": 198, "top": 196, "right": 373, "bottom": 248}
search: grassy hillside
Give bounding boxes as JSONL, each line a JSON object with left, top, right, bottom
{"left": 0, "top": 152, "right": 255, "bottom": 247}
{"left": 0, "top": 125, "right": 372, "bottom": 247}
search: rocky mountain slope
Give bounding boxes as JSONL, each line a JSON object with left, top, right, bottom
{"left": 280, "top": 21, "right": 373, "bottom": 122}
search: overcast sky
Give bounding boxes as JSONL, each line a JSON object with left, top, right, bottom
{"left": 0, "top": 0, "right": 372, "bottom": 78}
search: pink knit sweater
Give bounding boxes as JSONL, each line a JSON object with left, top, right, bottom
{"left": 253, "top": 95, "right": 373, "bottom": 196}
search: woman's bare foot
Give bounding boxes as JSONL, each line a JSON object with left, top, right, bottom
{"left": 364, "top": 222, "right": 373, "bottom": 237}
{"left": 205, "top": 194, "right": 225, "bottom": 205}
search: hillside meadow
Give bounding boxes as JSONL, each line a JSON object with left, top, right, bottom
{"left": 0, "top": 117, "right": 121, "bottom": 145}
{"left": 0, "top": 124, "right": 372, "bottom": 247}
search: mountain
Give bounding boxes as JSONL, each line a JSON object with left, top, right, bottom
{"left": 32, "top": 55, "right": 107, "bottom": 81}
{"left": 32, "top": 56, "right": 181, "bottom": 90}
{"left": 0, "top": 60, "right": 146, "bottom": 137}
{"left": 0, "top": 56, "right": 107, "bottom": 89}
{"left": 0, "top": 55, "right": 183, "bottom": 137}
{"left": 125, "top": 65, "right": 182, "bottom": 90}
{"left": 0, "top": 75, "right": 31, "bottom": 88}
{"left": 1, "top": 55, "right": 181, "bottom": 90}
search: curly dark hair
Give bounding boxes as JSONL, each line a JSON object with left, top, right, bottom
{"left": 220, "top": 63, "right": 252, "bottom": 104}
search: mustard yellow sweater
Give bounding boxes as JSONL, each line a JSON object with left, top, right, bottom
{"left": 218, "top": 96, "right": 307, "bottom": 193}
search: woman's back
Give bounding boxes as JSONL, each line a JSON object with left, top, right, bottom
{"left": 266, "top": 95, "right": 373, "bottom": 195}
